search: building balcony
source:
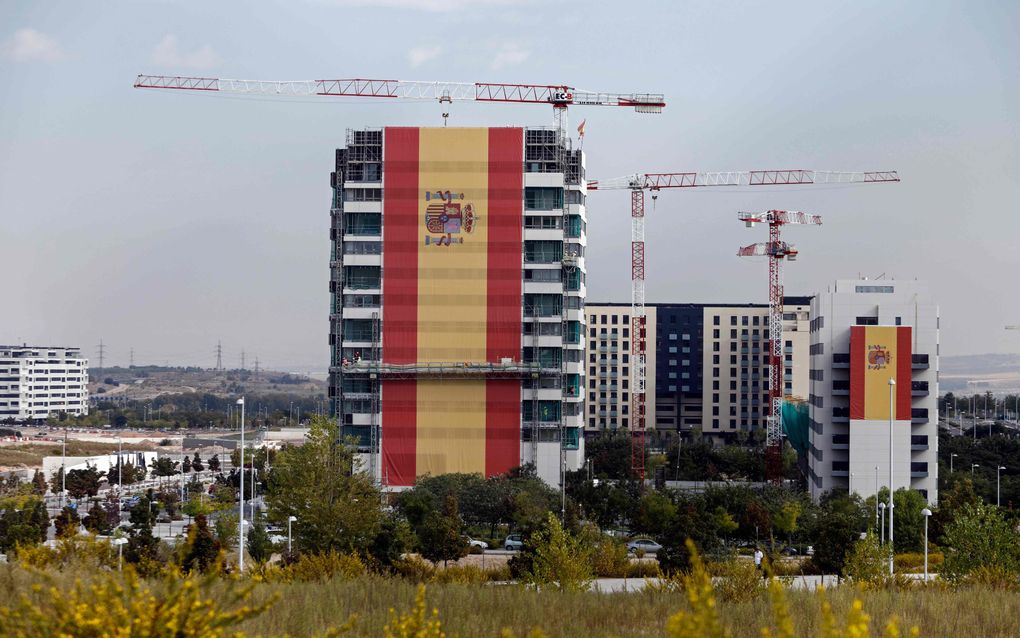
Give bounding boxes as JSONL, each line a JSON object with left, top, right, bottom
{"left": 912, "top": 381, "right": 929, "bottom": 396}
{"left": 833, "top": 353, "right": 850, "bottom": 368}
{"left": 832, "top": 380, "right": 850, "bottom": 396}
{"left": 912, "top": 354, "right": 930, "bottom": 370}
{"left": 832, "top": 433, "right": 849, "bottom": 450}
{"left": 910, "top": 462, "right": 929, "bottom": 478}
{"left": 911, "top": 408, "right": 929, "bottom": 424}
{"left": 911, "top": 434, "right": 929, "bottom": 450}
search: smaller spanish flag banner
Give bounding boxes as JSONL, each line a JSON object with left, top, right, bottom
{"left": 849, "top": 326, "right": 912, "bottom": 421}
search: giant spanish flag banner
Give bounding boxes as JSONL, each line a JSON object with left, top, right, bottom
{"left": 850, "top": 326, "right": 912, "bottom": 421}
{"left": 381, "top": 127, "right": 523, "bottom": 486}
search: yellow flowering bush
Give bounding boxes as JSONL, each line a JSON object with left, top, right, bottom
{"left": 383, "top": 584, "right": 445, "bottom": 638}
{"left": 0, "top": 567, "right": 273, "bottom": 638}
{"left": 660, "top": 540, "right": 921, "bottom": 638}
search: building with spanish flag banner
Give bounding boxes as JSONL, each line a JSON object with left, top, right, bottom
{"left": 328, "top": 128, "right": 586, "bottom": 488}
{"left": 807, "top": 279, "right": 939, "bottom": 504}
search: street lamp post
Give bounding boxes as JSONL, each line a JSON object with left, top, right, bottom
{"left": 112, "top": 537, "right": 128, "bottom": 572}
{"left": 287, "top": 515, "right": 297, "bottom": 554}
{"left": 950, "top": 453, "right": 957, "bottom": 474}
{"left": 874, "top": 465, "right": 880, "bottom": 532}
{"left": 888, "top": 378, "right": 895, "bottom": 576}
{"left": 971, "top": 463, "right": 979, "bottom": 475}
{"left": 236, "top": 396, "right": 245, "bottom": 571}
{"left": 921, "top": 508, "right": 932, "bottom": 582}
{"left": 879, "top": 502, "right": 886, "bottom": 545}
{"left": 997, "top": 466, "right": 1006, "bottom": 507}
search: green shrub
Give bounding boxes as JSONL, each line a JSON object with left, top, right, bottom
{"left": 589, "top": 536, "right": 629, "bottom": 577}
{"left": 710, "top": 558, "right": 766, "bottom": 603}
{"left": 625, "top": 560, "right": 661, "bottom": 579}
{"left": 895, "top": 551, "right": 943, "bottom": 572}
{"left": 393, "top": 554, "right": 437, "bottom": 582}
{"left": 842, "top": 532, "right": 889, "bottom": 583}
{"left": 521, "top": 513, "right": 593, "bottom": 592}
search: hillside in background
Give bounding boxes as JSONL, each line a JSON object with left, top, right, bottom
{"left": 89, "top": 366, "right": 325, "bottom": 402}
{"left": 940, "top": 354, "right": 1020, "bottom": 394}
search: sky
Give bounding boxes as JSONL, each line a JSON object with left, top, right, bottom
{"left": 1, "top": 0, "right": 1019, "bottom": 372}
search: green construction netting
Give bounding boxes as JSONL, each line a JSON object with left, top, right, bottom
{"left": 782, "top": 400, "right": 810, "bottom": 456}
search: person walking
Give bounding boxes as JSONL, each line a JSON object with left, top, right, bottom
{"left": 754, "top": 547, "right": 765, "bottom": 579}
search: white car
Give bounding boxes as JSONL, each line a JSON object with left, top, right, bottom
{"left": 268, "top": 534, "right": 287, "bottom": 545}
{"left": 463, "top": 536, "right": 488, "bottom": 550}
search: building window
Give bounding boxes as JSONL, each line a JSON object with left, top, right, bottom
{"left": 713, "top": 316, "right": 720, "bottom": 326}
{"left": 713, "top": 329, "right": 720, "bottom": 339}
{"left": 730, "top": 316, "right": 737, "bottom": 326}
{"left": 855, "top": 285, "right": 894, "bottom": 293}
{"left": 895, "top": 316, "right": 902, "bottom": 326}
{"left": 855, "top": 316, "right": 879, "bottom": 326}
{"left": 712, "top": 367, "right": 720, "bottom": 378}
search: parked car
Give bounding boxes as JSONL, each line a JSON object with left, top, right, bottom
{"left": 626, "top": 538, "right": 663, "bottom": 555}
{"left": 268, "top": 534, "right": 287, "bottom": 545}
{"left": 463, "top": 536, "right": 488, "bottom": 550}
{"left": 504, "top": 533, "right": 523, "bottom": 551}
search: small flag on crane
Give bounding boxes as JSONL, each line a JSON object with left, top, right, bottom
{"left": 577, "top": 119, "right": 586, "bottom": 149}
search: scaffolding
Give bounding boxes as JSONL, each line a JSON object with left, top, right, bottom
{"left": 342, "top": 360, "right": 555, "bottom": 379}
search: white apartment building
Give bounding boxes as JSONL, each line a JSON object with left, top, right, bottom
{"left": 807, "top": 280, "right": 939, "bottom": 504}
{"left": 585, "top": 304, "right": 657, "bottom": 432}
{"left": 0, "top": 346, "right": 90, "bottom": 422}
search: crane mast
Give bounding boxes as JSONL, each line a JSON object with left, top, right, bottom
{"left": 737, "top": 210, "right": 822, "bottom": 482}
{"left": 588, "top": 171, "right": 899, "bottom": 481}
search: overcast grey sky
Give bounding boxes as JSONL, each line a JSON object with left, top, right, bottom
{"left": 2, "top": 0, "right": 1018, "bottom": 371}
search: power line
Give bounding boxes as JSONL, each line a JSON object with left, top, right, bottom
{"left": 96, "top": 338, "right": 106, "bottom": 378}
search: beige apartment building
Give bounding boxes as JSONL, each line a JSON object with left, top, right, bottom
{"left": 585, "top": 299, "right": 810, "bottom": 441}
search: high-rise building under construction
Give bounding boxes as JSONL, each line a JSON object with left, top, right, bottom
{"left": 329, "top": 127, "right": 586, "bottom": 488}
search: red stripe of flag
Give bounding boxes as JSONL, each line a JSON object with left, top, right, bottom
{"left": 381, "top": 127, "right": 419, "bottom": 486}
{"left": 849, "top": 326, "right": 866, "bottom": 420}
{"left": 485, "top": 127, "right": 523, "bottom": 477}
{"left": 896, "top": 326, "right": 912, "bottom": 420}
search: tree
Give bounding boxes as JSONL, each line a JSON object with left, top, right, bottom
{"left": 157, "top": 488, "right": 181, "bottom": 519}
{"left": 264, "top": 416, "right": 382, "bottom": 555}
{"left": 806, "top": 492, "right": 869, "bottom": 575}
{"left": 892, "top": 488, "right": 928, "bottom": 553}
{"left": 65, "top": 465, "right": 104, "bottom": 501}
{"left": 53, "top": 506, "right": 81, "bottom": 539}
{"left": 182, "top": 455, "right": 192, "bottom": 474}
{"left": 192, "top": 452, "right": 205, "bottom": 473}
{"left": 632, "top": 491, "right": 677, "bottom": 537}
{"left": 931, "top": 477, "right": 980, "bottom": 545}
{"left": 0, "top": 496, "right": 48, "bottom": 552}
{"left": 83, "top": 499, "right": 117, "bottom": 535}
{"left": 417, "top": 495, "right": 468, "bottom": 567}
{"left": 150, "top": 457, "right": 179, "bottom": 480}
{"left": 30, "top": 470, "right": 47, "bottom": 495}
{"left": 246, "top": 522, "right": 272, "bottom": 563}
{"left": 842, "top": 532, "right": 890, "bottom": 583}
{"left": 941, "top": 501, "right": 1020, "bottom": 581}
{"left": 49, "top": 467, "right": 64, "bottom": 495}
{"left": 129, "top": 491, "right": 157, "bottom": 529}
{"left": 208, "top": 454, "right": 221, "bottom": 473}
{"left": 178, "top": 513, "right": 221, "bottom": 573}
{"left": 521, "top": 512, "right": 593, "bottom": 591}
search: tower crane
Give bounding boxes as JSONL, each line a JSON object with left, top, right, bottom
{"left": 737, "top": 210, "right": 822, "bottom": 483}
{"left": 132, "top": 72, "right": 664, "bottom": 488}
{"left": 133, "top": 75, "right": 664, "bottom": 140}
{"left": 587, "top": 170, "right": 900, "bottom": 481}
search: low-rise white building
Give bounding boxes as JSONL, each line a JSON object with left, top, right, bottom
{"left": 0, "top": 346, "right": 89, "bottom": 422}
{"left": 807, "top": 280, "right": 939, "bottom": 504}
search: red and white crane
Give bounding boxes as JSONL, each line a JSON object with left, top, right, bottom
{"left": 133, "top": 75, "right": 664, "bottom": 138}
{"left": 587, "top": 170, "right": 900, "bottom": 481}
{"left": 737, "top": 210, "right": 822, "bottom": 482}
